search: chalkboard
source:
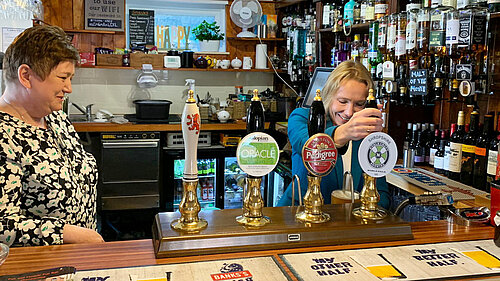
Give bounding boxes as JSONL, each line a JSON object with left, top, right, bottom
{"left": 408, "top": 69, "right": 428, "bottom": 96}
{"left": 129, "top": 9, "right": 155, "bottom": 45}
{"left": 84, "top": 0, "right": 124, "bottom": 31}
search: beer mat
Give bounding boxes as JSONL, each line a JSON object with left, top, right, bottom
{"left": 0, "top": 266, "right": 76, "bottom": 280}
{"left": 280, "top": 240, "right": 500, "bottom": 280}
{"left": 74, "top": 256, "right": 291, "bottom": 281}
{"left": 390, "top": 166, "right": 488, "bottom": 201}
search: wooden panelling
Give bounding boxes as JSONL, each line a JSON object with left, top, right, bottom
{"left": 73, "top": 0, "right": 84, "bottom": 30}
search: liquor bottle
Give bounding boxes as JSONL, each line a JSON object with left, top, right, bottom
{"left": 460, "top": 110, "right": 479, "bottom": 185}
{"left": 360, "top": 0, "right": 368, "bottom": 22}
{"left": 473, "top": 114, "right": 493, "bottom": 191}
{"left": 374, "top": 0, "right": 388, "bottom": 19}
{"left": 246, "top": 90, "right": 265, "bottom": 133}
{"left": 421, "top": 123, "right": 430, "bottom": 163}
{"left": 308, "top": 89, "right": 326, "bottom": 136}
{"left": 403, "top": 122, "right": 413, "bottom": 154}
{"left": 406, "top": 10, "right": 419, "bottom": 64}
{"left": 432, "top": 56, "right": 445, "bottom": 101}
{"left": 408, "top": 123, "right": 419, "bottom": 167}
{"left": 434, "top": 130, "right": 447, "bottom": 174}
{"left": 457, "top": 0, "right": 471, "bottom": 9}
{"left": 430, "top": 128, "right": 441, "bottom": 166}
{"left": 417, "top": 7, "right": 431, "bottom": 69}
{"left": 365, "top": 0, "right": 376, "bottom": 22}
{"left": 442, "top": 0, "right": 458, "bottom": 8}
{"left": 385, "top": 14, "right": 397, "bottom": 103}
{"left": 354, "top": 0, "right": 362, "bottom": 24}
{"left": 378, "top": 16, "right": 388, "bottom": 55}
{"left": 368, "top": 21, "right": 383, "bottom": 78}
{"left": 395, "top": 12, "right": 408, "bottom": 63}
{"left": 351, "top": 34, "right": 362, "bottom": 62}
{"left": 323, "top": 2, "right": 332, "bottom": 29}
{"left": 444, "top": 125, "right": 455, "bottom": 176}
{"left": 429, "top": 3, "right": 453, "bottom": 57}
{"left": 344, "top": 0, "right": 356, "bottom": 27}
{"left": 449, "top": 78, "right": 460, "bottom": 101}
{"left": 407, "top": 0, "right": 423, "bottom": 11}
{"left": 449, "top": 111, "right": 466, "bottom": 181}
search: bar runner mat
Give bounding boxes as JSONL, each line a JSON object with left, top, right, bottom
{"left": 280, "top": 239, "right": 500, "bottom": 280}
{"left": 390, "top": 166, "right": 488, "bottom": 201}
{"left": 73, "top": 256, "right": 292, "bottom": 281}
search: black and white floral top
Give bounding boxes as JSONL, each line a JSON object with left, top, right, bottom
{"left": 0, "top": 110, "right": 98, "bottom": 246}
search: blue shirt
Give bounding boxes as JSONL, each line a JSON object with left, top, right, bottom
{"left": 277, "top": 107, "right": 390, "bottom": 209}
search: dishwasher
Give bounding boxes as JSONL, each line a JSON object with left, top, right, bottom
{"left": 100, "top": 132, "right": 160, "bottom": 210}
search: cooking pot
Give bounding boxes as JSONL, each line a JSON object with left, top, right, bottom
{"left": 133, "top": 100, "right": 172, "bottom": 120}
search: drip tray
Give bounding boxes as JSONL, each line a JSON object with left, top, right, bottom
{"left": 153, "top": 204, "right": 413, "bottom": 258}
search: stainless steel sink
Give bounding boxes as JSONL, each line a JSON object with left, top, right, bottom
{"left": 68, "top": 114, "right": 92, "bottom": 122}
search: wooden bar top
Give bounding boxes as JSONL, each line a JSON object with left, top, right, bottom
{"left": 73, "top": 119, "right": 249, "bottom": 132}
{"left": 0, "top": 220, "right": 494, "bottom": 277}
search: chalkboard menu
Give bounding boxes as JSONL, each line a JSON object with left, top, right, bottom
{"left": 84, "top": 0, "right": 124, "bottom": 31}
{"left": 129, "top": 9, "right": 155, "bottom": 45}
{"left": 409, "top": 69, "right": 428, "bottom": 96}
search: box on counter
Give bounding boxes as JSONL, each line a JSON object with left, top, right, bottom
{"left": 96, "top": 54, "right": 123, "bottom": 66}
{"left": 79, "top": 52, "right": 95, "bottom": 66}
{"left": 130, "top": 53, "right": 165, "bottom": 68}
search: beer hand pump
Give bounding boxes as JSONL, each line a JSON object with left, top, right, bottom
{"left": 235, "top": 89, "right": 279, "bottom": 227}
{"left": 352, "top": 89, "right": 398, "bottom": 220}
{"left": 171, "top": 90, "right": 208, "bottom": 232}
{"left": 295, "top": 89, "right": 338, "bottom": 223}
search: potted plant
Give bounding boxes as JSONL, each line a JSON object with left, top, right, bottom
{"left": 193, "top": 20, "right": 224, "bottom": 52}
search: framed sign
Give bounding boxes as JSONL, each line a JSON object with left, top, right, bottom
{"left": 85, "top": 0, "right": 125, "bottom": 31}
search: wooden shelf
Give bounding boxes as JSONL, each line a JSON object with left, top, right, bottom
{"left": 64, "top": 29, "right": 123, "bottom": 34}
{"left": 276, "top": 0, "right": 305, "bottom": 8}
{"left": 492, "top": 12, "right": 500, "bottom": 19}
{"left": 319, "top": 22, "right": 370, "bottom": 33}
{"left": 226, "top": 37, "right": 285, "bottom": 41}
{"left": 79, "top": 65, "right": 283, "bottom": 73}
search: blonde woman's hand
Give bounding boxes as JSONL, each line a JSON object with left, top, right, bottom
{"left": 334, "top": 106, "right": 383, "bottom": 148}
{"left": 63, "top": 224, "right": 105, "bottom": 244}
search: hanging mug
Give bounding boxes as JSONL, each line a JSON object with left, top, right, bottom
{"left": 243, "top": 57, "right": 253, "bottom": 70}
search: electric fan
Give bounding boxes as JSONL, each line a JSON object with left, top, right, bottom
{"left": 230, "top": 0, "right": 263, "bottom": 38}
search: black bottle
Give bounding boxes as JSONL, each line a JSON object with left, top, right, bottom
{"left": 308, "top": 89, "right": 326, "bottom": 136}
{"left": 434, "top": 130, "right": 446, "bottom": 175}
{"left": 460, "top": 110, "right": 479, "bottom": 185}
{"left": 246, "top": 89, "right": 265, "bottom": 133}
{"left": 449, "top": 111, "right": 466, "bottom": 181}
{"left": 473, "top": 114, "right": 493, "bottom": 191}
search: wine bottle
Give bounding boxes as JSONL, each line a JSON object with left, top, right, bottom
{"left": 449, "top": 111, "right": 466, "bottom": 181}
{"left": 460, "top": 110, "right": 479, "bottom": 185}
{"left": 434, "top": 130, "right": 447, "bottom": 174}
{"left": 408, "top": 123, "right": 419, "bottom": 167}
{"left": 414, "top": 130, "right": 426, "bottom": 165}
{"left": 246, "top": 89, "right": 265, "bottom": 133}
{"left": 487, "top": 118, "right": 500, "bottom": 192}
{"left": 473, "top": 114, "right": 493, "bottom": 191}
{"left": 429, "top": 128, "right": 440, "bottom": 166}
{"left": 308, "top": 89, "right": 326, "bottom": 136}
{"left": 444, "top": 125, "right": 455, "bottom": 177}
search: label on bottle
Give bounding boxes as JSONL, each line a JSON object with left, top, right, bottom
{"left": 360, "top": 4, "right": 367, "bottom": 19}
{"left": 431, "top": 0, "right": 443, "bottom": 7}
{"left": 458, "top": 14, "right": 471, "bottom": 47}
{"left": 387, "top": 23, "right": 396, "bottom": 49}
{"left": 323, "top": 5, "right": 331, "bottom": 26}
{"left": 395, "top": 35, "right": 406, "bottom": 56}
{"left": 430, "top": 148, "right": 438, "bottom": 165}
{"left": 375, "top": 3, "right": 388, "bottom": 14}
{"left": 449, "top": 142, "right": 463, "bottom": 173}
{"left": 417, "top": 11, "right": 430, "bottom": 23}
{"left": 414, "top": 155, "right": 425, "bottom": 163}
{"left": 457, "top": 0, "right": 470, "bottom": 9}
{"left": 362, "top": 58, "right": 370, "bottom": 71}
{"left": 444, "top": 145, "right": 451, "bottom": 171}
{"left": 475, "top": 147, "right": 487, "bottom": 157}
{"left": 378, "top": 22, "right": 387, "bottom": 47}
{"left": 462, "top": 144, "right": 476, "bottom": 154}
{"left": 472, "top": 15, "right": 487, "bottom": 45}
{"left": 430, "top": 31, "right": 445, "bottom": 47}
{"left": 488, "top": 150, "right": 498, "bottom": 175}
{"left": 442, "top": 0, "right": 457, "bottom": 8}
{"left": 407, "top": 3, "right": 422, "bottom": 11}
{"left": 383, "top": 60, "right": 395, "bottom": 80}
{"left": 406, "top": 20, "right": 417, "bottom": 50}
{"left": 408, "top": 59, "right": 418, "bottom": 69}
{"left": 446, "top": 19, "right": 459, "bottom": 45}
{"left": 434, "top": 155, "right": 444, "bottom": 170}
{"left": 365, "top": 6, "right": 375, "bottom": 21}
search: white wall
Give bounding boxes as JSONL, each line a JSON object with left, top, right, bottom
{"left": 69, "top": 68, "right": 274, "bottom": 115}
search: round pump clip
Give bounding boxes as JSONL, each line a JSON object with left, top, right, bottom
{"left": 236, "top": 132, "right": 280, "bottom": 177}
{"left": 358, "top": 132, "right": 398, "bottom": 178}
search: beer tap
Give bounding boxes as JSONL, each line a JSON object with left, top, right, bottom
{"left": 295, "top": 89, "right": 337, "bottom": 224}
{"left": 236, "top": 89, "right": 279, "bottom": 227}
{"left": 171, "top": 90, "right": 208, "bottom": 232}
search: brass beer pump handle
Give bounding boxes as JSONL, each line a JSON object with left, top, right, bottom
{"left": 171, "top": 179, "right": 208, "bottom": 231}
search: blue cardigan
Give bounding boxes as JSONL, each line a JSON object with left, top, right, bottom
{"left": 277, "top": 107, "right": 390, "bottom": 209}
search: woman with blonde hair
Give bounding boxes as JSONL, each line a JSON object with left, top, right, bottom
{"left": 278, "top": 60, "right": 389, "bottom": 208}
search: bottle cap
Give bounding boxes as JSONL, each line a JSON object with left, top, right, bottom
{"left": 313, "top": 89, "right": 322, "bottom": 101}
{"left": 251, "top": 89, "right": 260, "bottom": 101}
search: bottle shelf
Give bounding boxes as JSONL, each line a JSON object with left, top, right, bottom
{"left": 79, "top": 65, "right": 283, "bottom": 72}
{"left": 319, "top": 22, "right": 370, "bottom": 33}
